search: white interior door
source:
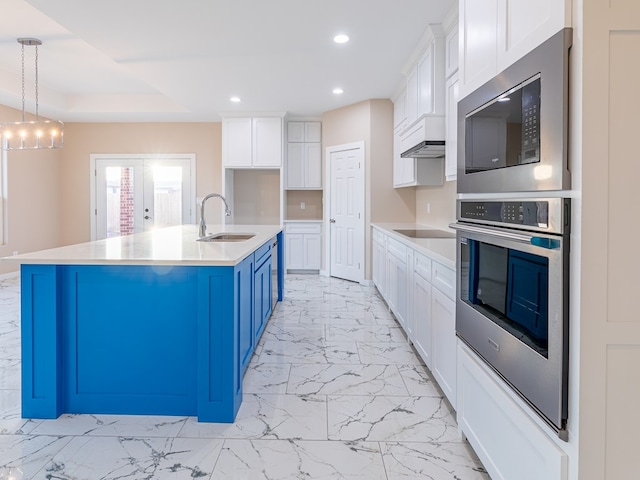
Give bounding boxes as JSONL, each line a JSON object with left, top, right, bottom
{"left": 93, "top": 155, "right": 195, "bottom": 240}
{"left": 328, "top": 144, "right": 364, "bottom": 283}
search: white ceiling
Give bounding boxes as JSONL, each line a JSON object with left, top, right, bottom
{"left": 0, "top": 0, "right": 454, "bottom": 122}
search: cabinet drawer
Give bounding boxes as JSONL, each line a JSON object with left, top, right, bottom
{"left": 254, "top": 241, "right": 272, "bottom": 268}
{"left": 413, "top": 251, "right": 432, "bottom": 282}
{"left": 432, "top": 262, "right": 455, "bottom": 299}
{"left": 372, "top": 228, "right": 386, "bottom": 244}
{"left": 387, "top": 237, "right": 407, "bottom": 261}
{"left": 285, "top": 223, "right": 322, "bottom": 235}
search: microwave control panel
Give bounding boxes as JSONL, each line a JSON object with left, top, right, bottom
{"left": 460, "top": 201, "right": 549, "bottom": 228}
{"left": 521, "top": 79, "right": 541, "bottom": 163}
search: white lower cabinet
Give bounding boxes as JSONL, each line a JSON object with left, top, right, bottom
{"left": 412, "top": 265, "right": 433, "bottom": 369}
{"left": 431, "top": 286, "right": 457, "bottom": 406}
{"left": 285, "top": 222, "right": 321, "bottom": 271}
{"left": 386, "top": 238, "right": 408, "bottom": 329}
{"left": 372, "top": 226, "right": 457, "bottom": 408}
{"left": 372, "top": 229, "right": 388, "bottom": 299}
{"left": 458, "top": 343, "right": 569, "bottom": 480}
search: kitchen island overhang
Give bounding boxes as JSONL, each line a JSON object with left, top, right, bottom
{"left": 4, "top": 224, "right": 284, "bottom": 423}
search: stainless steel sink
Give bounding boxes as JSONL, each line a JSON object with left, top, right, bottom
{"left": 393, "top": 229, "right": 455, "bottom": 239}
{"left": 197, "top": 233, "right": 255, "bottom": 242}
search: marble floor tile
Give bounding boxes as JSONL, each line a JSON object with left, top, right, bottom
{"left": 327, "top": 395, "right": 460, "bottom": 443}
{"left": 0, "top": 272, "right": 489, "bottom": 479}
{"left": 0, "top": 358, "right": 20, "bottom": 389}
{"left": 35, "top": 435, "right": 224, "bottom": 480}
{"left": 243, "top": 362, "right": 291, "bottom": 394}
{"left": 178, "top": 394, "right": 327, "bottom": 440}
{"left": 357, "top": 341, "right": 424, "bottom": 365}
{"left": 325, "top": 324, "right": 406, "bottom": 342}
{"left": 398, "top": 364, "right": 445, "bottom": 397}
{"left": 262, "top": 322, "right": 325, "bottom": 344}
{"left": 29, "top": 413, "right": 187, "bottom": 438}
{"left": 287, "top": 364, "right": 409, "bottom": 396}
{"left": 299, "top": 310, "right": 378, "bottom": 326}
{"left": 258, "top": 339, "right": 360, "bottom": 364}
{"left": 0, "top": 389, "right": 42, "bottom": 435}
{"left": 381, "top": 441, "right": 490, "bottom": 479}
{"left": 0, "top": 435, "right": 72, "bottom": 479}
{"left": 211, "top": 439, "right": 387, "bottom": 480}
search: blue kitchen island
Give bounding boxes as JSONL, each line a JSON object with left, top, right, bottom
{"left": 6, "top": 224, "right": 283, "bottom": 423}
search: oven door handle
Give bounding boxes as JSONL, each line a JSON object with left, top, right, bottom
{"left": 450, "top": 222, "right": 561, "bottom": 249}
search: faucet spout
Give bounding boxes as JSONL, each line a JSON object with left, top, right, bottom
{"left": 199, "top": 193, "right": 231, "bottom": 238}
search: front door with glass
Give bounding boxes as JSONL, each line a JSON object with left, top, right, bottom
{"left": 93, "top": 155, "right": 195, "bottom": 240}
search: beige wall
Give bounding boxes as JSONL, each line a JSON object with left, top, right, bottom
{"left": 0, "top": 104, "right": 63, "bottom": 274}
{"left": 415, "top": 180, "right": 457, "bottom": 229}
{"left": 285, "top": 190, "right": 323, "bottom": 220}
{"left": 322, "top": 99, "right": 416, "bottom": 279}
{"left": 370, "top": 100, "right": 417, "bottom": 224}
{"left": 61, "top": 122, "right": 221, "bottom": 245}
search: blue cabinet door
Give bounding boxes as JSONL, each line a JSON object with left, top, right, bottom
{"left": 238, "top": 255, "right": 254, "bottom": 374}
{"left": 254, "top": 256, "right": 272, "bottom": 343}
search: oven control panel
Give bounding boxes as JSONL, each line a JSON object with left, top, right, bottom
{"left": 460, "top": 201, "right": 549, "bottom": 228}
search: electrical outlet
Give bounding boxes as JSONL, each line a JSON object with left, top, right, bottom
{"left": 300, "top": 202, "right": 306, "bottom": 210}
{"left": 427, "top": 202, "right": 431, "bottom": 214}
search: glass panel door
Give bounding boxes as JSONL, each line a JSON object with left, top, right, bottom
{"left": 95, "top": 156, "right": 193, "bottom": 240}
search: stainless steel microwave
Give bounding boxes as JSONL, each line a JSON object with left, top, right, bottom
{"left": 457, "top": 29, "right": 572, "bottom": 194}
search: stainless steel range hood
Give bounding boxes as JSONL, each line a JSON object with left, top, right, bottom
{"left": 400, "top": 140, "right": 445, "bottom": 158}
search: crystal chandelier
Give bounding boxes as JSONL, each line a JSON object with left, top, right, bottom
{"left": 0, "top": 38, "right": 64, "bottom": 150}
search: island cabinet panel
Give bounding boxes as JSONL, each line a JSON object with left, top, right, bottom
{"left": 19, "top": 260, "right": 260, "bottom": 424}
{"left": 62, "top": 266, "right": 199, "bottom": 415}
{"left": 21, "top": 265, "right": 63, "bottom": 419}
{"left": 237, "top": 256, "right": 255, "bottom": 375}
{"left": 254, "top": 255, "right": 272, "bottom": 344}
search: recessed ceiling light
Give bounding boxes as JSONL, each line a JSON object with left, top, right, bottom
{"left": 332, "top": 88, "right": 344, "bottom": 95}
{"left": 230, "top": 96, "right": 242, "bottom": 103}
{"left": 333, "top": 34, "right": 349, "bottom": 44}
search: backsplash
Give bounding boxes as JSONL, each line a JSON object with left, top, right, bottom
{"left": 415, "top": 180, "right": 457, "bottom": 230}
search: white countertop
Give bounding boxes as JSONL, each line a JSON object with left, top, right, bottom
{"left": 2, "top": 225, "right": 282, "bottom": 266}
{"left": 372, "top": 223, "right": 456, "bottom": 269}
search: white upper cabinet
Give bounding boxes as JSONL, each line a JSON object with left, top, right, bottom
{"left": 496, "top": 0, "right": 570, "bottom": 73}
{"left": 445, "top": 75, "right": 459, "bottom": 181}
{"left": 459, "top": 0, "right": 571, "bottom": 98}
{"left": 405, "top": 66, "right": 419, "bottom": 125}
{"left": 285, "top": 121, "right": 322, "bottom": 189}
{"left": 286, "top": 142, "right": 321, "bottom": 189}
{"left": 223, "top": 118, "right": 253, "bottom": 167}
{"left": 393, "top": 90, "right": 407, "bottom": 129}
{"left": 223, "top": 116, "right": 283, "bottom": 168}
{"left": 252, "top": 117, "right": 283, "bottom": 167}
{"left": 445, "top": 24, "right": 459, "bottom": 78}
{"left": 459, "top": 0, "right": 498, "bottom": 99}
{"left": 418, "top": 44, "right": 434, "bottom": 115}
{"left": 287, "top": 121, "right": 321, "bottom": 143}
{"left": 406, "top": 26, "right": 446, "bottom": 126}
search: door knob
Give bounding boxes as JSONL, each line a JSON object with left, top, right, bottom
{"left": 330, "top": 218, "right": 336, "bottom": 223}
{"left": 144, "top": 215, "right": 151, "bottom": 220}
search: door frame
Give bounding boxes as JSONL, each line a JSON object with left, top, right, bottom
{"left": 90, "top": 153, "right": 196, "bottom": 241}
{"left": 324, "top": 141, "right": 365, "bottom": 283}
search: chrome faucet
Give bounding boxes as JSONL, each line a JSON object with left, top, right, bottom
{"left": 199, "top": 193, "right": 231, "bottom": 237}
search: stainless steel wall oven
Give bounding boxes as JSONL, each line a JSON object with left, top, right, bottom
{"left": 452, "top": 198, "right": 570, "bottom": 439}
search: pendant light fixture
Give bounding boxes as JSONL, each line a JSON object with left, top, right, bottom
{"left": 0, "top": 38, "right": 64, "bottom": 150}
